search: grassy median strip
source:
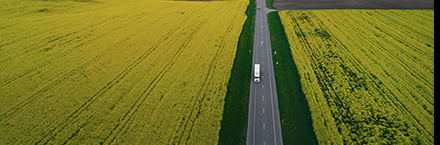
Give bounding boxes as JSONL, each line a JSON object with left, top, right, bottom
{"left": 267, "top": 11, "right": 318, "bottom": 145}
{"left": 218, "top": 0, "right": 255, "bottom": 144}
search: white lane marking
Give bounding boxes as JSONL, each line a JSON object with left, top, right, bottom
{"left": 262, "top": 85, "right": 264, "bottom": 89}
{"left": 261, "top": 41, "right": 263, "bottom": 44}
{"left": 262, "top": 95, "right": 264, "bottom": 101}
{"left": 263, "top": 108, "right": 265, "bottom": 114}
{"left": 263, "top": 123, "right": 265, "bottom": 130}
{"left": 264, "top": 141, "right": 266, "bottom": 145}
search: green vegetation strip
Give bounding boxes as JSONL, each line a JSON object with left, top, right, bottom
{"left": 218, "top": 0, "right": 255, "bottom": 144}
{"left": 267, "top": 11, "right": 318, "bottom": 145}
{"left": 266, "top": 0, "right": 275, "bottom": 9}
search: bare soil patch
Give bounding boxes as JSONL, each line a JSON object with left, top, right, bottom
{"left": 273, "top": 0, "right": 434, "bottom": 10}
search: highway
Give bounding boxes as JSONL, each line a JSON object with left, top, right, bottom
{"left": 246, "top": 0, "right": 283, "bottom": 145}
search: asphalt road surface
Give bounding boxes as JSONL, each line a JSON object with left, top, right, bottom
{"left": 246, "top": 0, "right": 283, "bottom": 145}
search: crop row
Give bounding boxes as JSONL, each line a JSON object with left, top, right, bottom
{"left": 279, "top": 10, "right": 433, "bottom": 144}
{"left": 0, "top": 0, "right": 248, "bottom": 144}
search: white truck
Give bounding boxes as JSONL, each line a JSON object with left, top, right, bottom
{"left": 254, "top": 64, "right": 260, "bottom": 82}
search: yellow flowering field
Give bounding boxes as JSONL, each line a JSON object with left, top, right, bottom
{"left": 0, "top": 0, "right": 248, "bottom": 144}
{"left": 279, "top": 10, "right": 433, "bottom": 144}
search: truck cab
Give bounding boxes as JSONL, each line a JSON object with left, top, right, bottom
{"left": 254, "top": 64, "right": 260, "bottom": 82}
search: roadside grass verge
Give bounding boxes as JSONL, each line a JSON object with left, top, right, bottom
{"left": 218, "top": 0, "right": 255, "bottom": 144}
{"left": 267, "top": 11, "right": 318, "bottom": 145}
{"left": 266, "top": 0, "right": 275, "bottom": 9}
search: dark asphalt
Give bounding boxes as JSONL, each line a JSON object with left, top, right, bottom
{"left": 246, "top": 0, "right": 283, "bottom": 144}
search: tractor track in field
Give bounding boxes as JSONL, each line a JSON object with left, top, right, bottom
{"left": 0, "top": 6, "right": 161, "bottom": 87}
{"left": 102, "top": 12, "right": 209, "bottom": 145}
{"left": 1, "top": 0, "right": 249, "bottom": 144}
{"left": 0, "top": 7, "right": 156, "bottom": 124}
{"left": 176, "top": 7, "right": 236, "bottom": 144}
{"left": 36, "top": 10, "right": 200, "bottom": 144}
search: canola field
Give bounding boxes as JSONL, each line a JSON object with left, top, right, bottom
{"left": 0, "top": 0, "right": 248, "bottom": 144}
{"left": 279, "top": 10, "right": 433, "bottom": 144}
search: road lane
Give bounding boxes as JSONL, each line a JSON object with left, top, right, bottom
{"left": 246, "top": 0, "right": 283, "bottom": 145}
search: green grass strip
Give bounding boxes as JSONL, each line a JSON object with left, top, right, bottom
{"left": 267, "top": 11, "right": 318, "bottom": 145}
{"left": 266, "top": 0, "right": 275, "bottom": 9}
{"left": 218, "top": 0, "right": 255, "bottom": 144}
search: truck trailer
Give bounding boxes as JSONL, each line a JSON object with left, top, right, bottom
{"left": 254, "top": 64, "right": 260, "bottom": 82}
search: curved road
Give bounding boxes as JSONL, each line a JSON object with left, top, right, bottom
{"left": 246, "top": 0, "right": 282, "bottom": 145}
